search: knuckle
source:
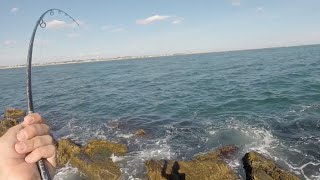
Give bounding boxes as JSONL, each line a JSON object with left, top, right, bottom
{"left": 28, "top": 125, "right": 37, "bottom": 136}
{"left": 49, "top": 145, "right": 56, "bottom": 155}
{"left": 43, "top": 124, "right": 50, "bottom": 133}
{"left": 47, "top": 135, "right": 54, "bottom": 144}
{"left": 33, "top": 137, "right": 42, "bottom": 148}
{"left": 33, "top": 113, "right": 43, "bottom": 122}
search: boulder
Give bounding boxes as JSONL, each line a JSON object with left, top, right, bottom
{"left": 0, "top": 119, "right": 19, "bottom": 137}
{"left": 0, "top": 108, "right": 25, "bottom": 136}
{"left": 242, "top": 151, "right": 300, "bottom": 180}
{"left": 4, "top": 108, "right": 25, "bottom": 120}
{"left": 83, "top": 139, "right": 127, "bottom": 157}
{"left": 135, "top": 129, "right": 147, "bottom": 136}
{"left": 57, "top": 139, "right": 128, "bottom": 180}
{"left": 145, "top": 145, "right": 239, "bottom": 180}
{"left": 195, "top": 144, "right": 238, "bottom": 161}
{"left": 57, "top": 139, "right": 81, "bottom": 165}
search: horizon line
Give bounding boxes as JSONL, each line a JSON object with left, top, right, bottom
{"left": 1, "top": 43, "right": 319, "bottom": 70}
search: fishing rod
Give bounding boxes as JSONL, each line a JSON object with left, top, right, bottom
{"left": 26, "top": 9, "right": 79, "bottom": 180}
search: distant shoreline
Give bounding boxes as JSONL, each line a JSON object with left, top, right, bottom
{"left": 1, "top": 43, "right": 319, "bottom": 70}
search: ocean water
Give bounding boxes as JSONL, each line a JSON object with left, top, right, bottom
{"left": 1, "top": 45, "right": 320, "bottom": 180}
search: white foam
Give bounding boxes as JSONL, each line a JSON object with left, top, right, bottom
{"left": 117, "top": 133, "right": 134, "bottom": 139}
{"left": 120, "top": 137, "right": 174, "bottom": 180}
{"left": 223, "top": 118, "right": 320, "bottom": 179}
{"left": 54, "top": 163, "right": 83, "bottom": 180}
{"left": 225, "top": 119, "right": 278, "bottom": 157}
{"left": 111, "top": 153, "right": 124, "bottom": 162}
{"left": 283, "top": 161, "right": 320, "bottom": 180}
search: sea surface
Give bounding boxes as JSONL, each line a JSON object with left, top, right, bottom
{"left": 0, "top": 45, "right": 320, "bottom": 180}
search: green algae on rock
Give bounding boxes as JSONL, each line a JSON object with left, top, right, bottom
{"left": 0, "top": 119, "right": 19, "bottom": 137}
{"left": 242, "top": 151, "right": 301, "bottom": 180}
{"left": 195, "top": 144, "right": 239, "bottom": 161}
{"left": 0, "top": 108, "right": 24, "bottom": 136}
{"left": 57, "top": 138, "right": 128, "bottom": 180}
{"left": 145, "top": 145, "right": 239, "bottom": 180}
{"left": 4, "top": 108, "right": 26, "bottom": 120}
{"left": 84, "top": 139, "right": 128, "bottom": 157}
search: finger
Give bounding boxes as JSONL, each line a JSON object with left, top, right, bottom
{"left": 17, "top": 124, "right": 50, "bottom": 141}
{"left": 25, "top": 145, "right": 56, "bottom": 167}
{"left": 22, "top": 113, "right": 46, "bottom": 126}
{"left": 15, "top": 135, "right": 53, "bottom": 154}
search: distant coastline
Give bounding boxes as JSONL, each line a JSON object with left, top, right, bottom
{"left": 0, "top": 53, "right": 188, "bottom": 70}
{"left": 1, "top": 43, "right": 319, "bottom": 70}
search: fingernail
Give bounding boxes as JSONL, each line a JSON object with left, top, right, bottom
{"left": 29, "top": 117, "right": 35, "bottom": 123}
{"left": 15, "top": 142, "right": 26, "bottom": 153}
{"left": 25, "top": 115, "right": 35, "bottom": 124}
{"left": 17, "top": 130, "right": 26, "bottom": 141}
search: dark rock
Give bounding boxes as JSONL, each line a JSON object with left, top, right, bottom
{"left": 242, "top": 151, "right": 300, "bottom": 180}
{"left": 145, "top": 145, "right": 239, "bottom": 180}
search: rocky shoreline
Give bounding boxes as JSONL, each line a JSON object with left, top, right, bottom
{"left": 1, "top": 108, "right": 301, "bottom": 180}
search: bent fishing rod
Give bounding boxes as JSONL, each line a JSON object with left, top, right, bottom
{"left": 26, "top": 9, "right": 79, "bottom": 180}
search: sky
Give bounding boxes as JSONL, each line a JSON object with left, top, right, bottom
{"left": 1, "top": 0, "right": 320, "bottom": 66}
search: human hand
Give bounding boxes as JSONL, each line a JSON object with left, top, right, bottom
{"left": 0, "top": 113, "right": 56, "bottom": 180}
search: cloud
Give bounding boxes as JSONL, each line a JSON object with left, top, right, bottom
{"left": 172, "top": 17, "right": 184, "bottom": 24}
{"left": 101, "top": 25, "right": 125, "bottom": 32}
{"left": 47, "top": 20, "right": 69, "bottom": 29}
{"left": 136, "top": 15, "right": 171, "bottom": 25}
{"left": 10, "top": 7, "right": 19, "bottom": 13}
{"left": 256, "top": 7, "right": 264, "bottom": 12}
{"left": 46, "top": 19, "right": 82, "bottom": 29}
{"left": 66, "top": 33, "right": 81, "bottom": 38}
{"left": 3, "top": 40, "right": 17, "bottom": 46}
{"left": 231, "top": 0, "right": 241, "bottom": 6}
{"left": 136, "top": 15, "right": 184, "bottom": 25}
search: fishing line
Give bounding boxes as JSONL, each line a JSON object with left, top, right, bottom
{"left": 26, "top": 9, "right": 79, "bottom": 180}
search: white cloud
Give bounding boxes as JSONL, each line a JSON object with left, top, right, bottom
{"left": 47, "top": 20, "right": 69, "bottom": 29}
{"left": 136, "top": 15, "right": 184, "bottom": 25}
{"left": 136, "top": 15, "right": 171, "bottom": 25}
{"left": 101, "top": 25, "right": 125, "bottom": 32}
{"left": 232, "top": 0, "right": 241, "bottom": 6}
{"left": 66, "top": 33, "right": 81, "bottom": 38}
{"left": 172, "top": 17, "right": 184, "bottom": 24}
{"left": 46, "top": 19, "right": 82, "bottom": 29}
{"left": 10, "top": 7, "right": 19, "bottom": 13}
{"left": 256, "top": 7, "right": 264, "bottom": 12}
{"left": 3, "top": 40, "right": 17, "bottom": 46}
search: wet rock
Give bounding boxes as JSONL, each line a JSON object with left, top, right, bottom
{"left": 145, "top": 145, "right": 239, "bottom": 180}
{"left": 57, "top": 139, "right": 127, "bottom": 180}
{"left": 0, "top": 119, "right": 19, "bottom": 137}
{"left": 0, "top": 108, "right": 25, "bottom": 136}
{"left": 242, "top": 151, "right": 300, "bottom": 180}
{"left": 84, "top": 139, "right": 128, "bottom": 157}
{"left": 57, "top": 139, "right": 81, "bottom": 165}
{"left": 195, "top": 144, "right": 239, "bottom": 161}
{"left": 4, "top": 108, "right": 25, "bottom": 120}
{"left": 135, "top": 129, "right": 146, "bottom": 136}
